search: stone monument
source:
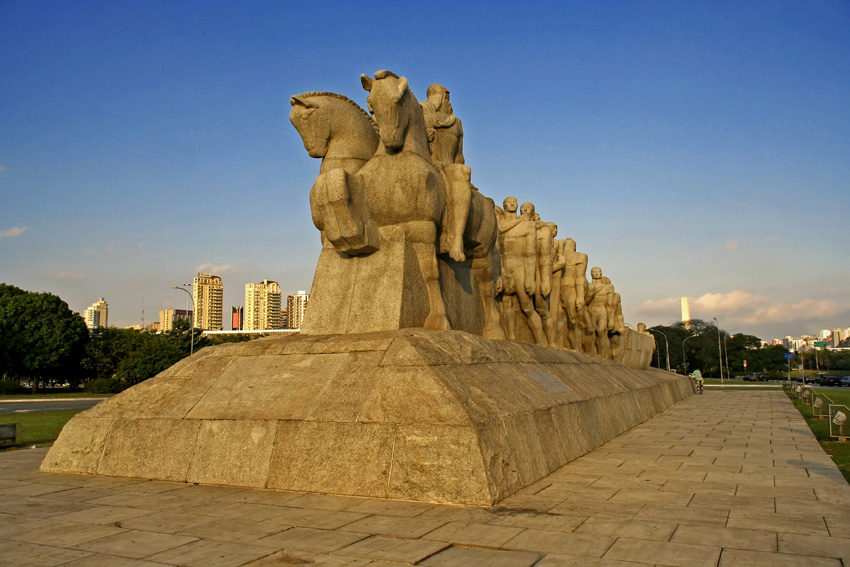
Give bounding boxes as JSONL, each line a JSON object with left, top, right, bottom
{"left": 43, "top": 70, "right": 692, "bottom": 506}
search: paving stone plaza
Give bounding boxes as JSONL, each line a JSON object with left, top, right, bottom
{"left": 2, "top": 390, "right": 849, "bottom": 566}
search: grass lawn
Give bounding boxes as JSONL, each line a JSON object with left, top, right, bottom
{"left": 0, "top": 409, "right": 86, "bottom": 448}
{"left": 787, "top": 387, "right": 850, "bottom": 483}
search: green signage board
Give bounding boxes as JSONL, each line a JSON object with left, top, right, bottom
{"left": 814, "top": 341, "right": 827, "bottom": 348}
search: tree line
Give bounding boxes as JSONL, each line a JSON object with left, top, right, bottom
{"left": 0, "top": 283, "right": 250, "bottom": 394}
{"left": 648, "top": 318, "right": 850, "bottom": 377}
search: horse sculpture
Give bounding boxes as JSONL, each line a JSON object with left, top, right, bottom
{"left": 290, "top": 71, "right": 504, "bottom": 338}
{"left": 290, "top": 92, "right": 380, "bottom": 255}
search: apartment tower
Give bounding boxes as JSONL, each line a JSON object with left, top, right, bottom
{"left": 83, "top": 298, "right": 108, "bottom": 330}
{"left": 244, "top": 280, "right": 282, "bottom": 331}
{"left": 287, "top": 290, "right": 309, "bottom": 330}
{"left": 159, "top": 309, "right": 192, "bottom": 332}
{"left": 681, "top": 297, "right": 691, "bottom": 330}
{"left": 193, "top": 273, "right": 223, "bottom": 331}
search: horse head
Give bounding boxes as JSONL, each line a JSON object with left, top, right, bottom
{"left": 361, "top": 70, "right": 411, "bottom": 153}
{"left": 290, "top": 94, "right": 331, "bottom": 158}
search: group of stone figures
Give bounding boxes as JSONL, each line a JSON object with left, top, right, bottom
{"left": 290, "top": 71, "right": 655, "bottom": 367}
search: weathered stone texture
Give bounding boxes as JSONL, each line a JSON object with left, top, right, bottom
{"left": 43, "top": 329, "right": 691, "bottom": 505}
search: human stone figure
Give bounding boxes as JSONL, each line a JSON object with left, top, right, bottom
{"left": 529, "top": 206, "right": 556, "bottom": 347}
{"left": 607, "top": 285, "right": 626, "bottom": 361}
{"left": 585, "top": 267, "right": 615, "bottom": 358}
{"left": 496, "top": 197, "right": 546, "bottom": 344}
{"left": 421, "top": 84, "right": 470, "bottom": 263}
{"left": 560, "top": 238, "right": 590, "bottom": 352}
{"left": 637, "top": 322, "right": 657, "bottom": 369}
{"left": 551, "top": 239, "right": 567, "bottom": 347}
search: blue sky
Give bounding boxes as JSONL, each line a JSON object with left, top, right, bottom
{"left": 1, "top": 1, "right": 848, "bottom": 340}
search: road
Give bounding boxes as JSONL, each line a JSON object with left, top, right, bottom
{"left": 0, "top": 398, "right": 105, "bottom": 414}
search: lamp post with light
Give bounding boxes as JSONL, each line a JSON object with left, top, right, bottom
{"left": 647, "top": 328, "right": 671, "bottom": 372}
{"left": 713, "top": 317, "right": 724, "bottom": 386}
{"left": 170, "top": 284, "right": 195, "bottom": 356}
{"left": 723, "top": 328, "right": 738, "bottom": 381}
{"left": 682, "top": 333, "right": 700, "bottom": 375}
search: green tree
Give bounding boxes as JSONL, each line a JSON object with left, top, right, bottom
{"left": 0, "top": 284, "right": 90, "bottom": 392}
{"left": 82, "top": 327, "right": 148, "bottom": 380}
{"left": 115, "top": 336, "right": 185, "bottom": 384}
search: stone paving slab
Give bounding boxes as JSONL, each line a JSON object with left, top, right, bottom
{"left": 1, "top": 391, "right": 849, "bottom": 566}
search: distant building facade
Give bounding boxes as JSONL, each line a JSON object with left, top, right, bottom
{"left": 286, "top": 290, "right": 309, "bottom": 330}
{"left": 159, "top": 309, "right": 192, "bottom": 332}
{"left": 193, "top": 273, "right": 223, "bottom": 331}
{"left": 83, "top": 298, "right": 108, "bottom": 330}
{"left": 244, "top": 280, "right": 282, "bottom": 331}
{"left": 681, "top": 297, "right": 690, "bottom": 330}
{"left": 231, "top": 306, "right": 243, "bottom": 331}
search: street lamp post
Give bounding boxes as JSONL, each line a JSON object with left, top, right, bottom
{"left": 647, "top": 328, "right": 671, "bottom": 372}
{"left": 682, "top": 333, "right": 699, "bottom": 375}
{"left": 713, "top": 317, "right": 724, "bottom": 386}
{"left": 723, "top": 328, "right": 738, "bottom": 381}
{"left": 170, "top": 284, "right": 195, "bottom": 356}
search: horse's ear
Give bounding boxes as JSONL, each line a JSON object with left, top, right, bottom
{"left": 291, "top": 96, "right": 318, "bottom": 109}
{"left": 361, "top": 74, "right": 373, "bottom": 92}
{"left": 396, "top": 76, "right": 409, "bottom": 101}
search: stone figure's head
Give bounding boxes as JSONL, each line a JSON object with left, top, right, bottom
{"left": 502, "top": 196, "right": 518, "bottom": 213}
{"left": 547, "top": 222, "right": 558, "bottom": 237}
{"left": 591, "top": 266, "right": 602, "bottom": 279}
{"left": 362, "top": 70, "right": 410, "bottom": 152}
{"left": 290, "top": 95, "right": 329, "bottom": 158}
{"left": 520, "top": 202, "right": 536, "bottom": 217}
{"left": 637, "top": 322, "right": 647, "bottom": 332}
{"left": 565, "top": 237, "right": 576, "bottom": 251}
{"left": 426, "top": 84, "right": 450, "bottom": 112}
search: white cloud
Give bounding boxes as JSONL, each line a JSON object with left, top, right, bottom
{"left": 194, "top": 262, "right": 244, "bottom": 276}
{"left": 0, "top": 226, "right": 26, "bottom": 239}
{"left": 724, "top": 239, "right": 739, "bottom": 251}
{"left": 632, "top": 289, "right": 850, "bottom": 334}
{"left": 47, "top": 270, "right": 85, "bottom": 281}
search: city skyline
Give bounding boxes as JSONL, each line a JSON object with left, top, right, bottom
{"left": 1, "top": 2, "right": 848, "bottom": 340}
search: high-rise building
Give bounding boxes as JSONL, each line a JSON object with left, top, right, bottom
{"left": 280, "top": 307, "right": 288, "bottom": 329}
{"left": 83, "top": 298, "right": 108, "bottom": 330}
{"left": 833, "top": 328, "right": 843, "bottom": 347}
{"left": 159, "top": 309, "right": 192, "bottom": 332}
{"left": 244, "top": 280, "right": 282, "bottom": 331}
{"left": 681, "top": 297, "right": 690, "bottom": 330}
{"left": 287, "top": 290, "right": 309, "bottom": 330}
{"left": 231, "top": 306, "right": 243, "bottom": 331}
{"left": 193, "top": 273, "right": 223, "bottom": 331}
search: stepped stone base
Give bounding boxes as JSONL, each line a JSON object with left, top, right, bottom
{"left": 41, "top": 329, "right": 692, "bottom": 505}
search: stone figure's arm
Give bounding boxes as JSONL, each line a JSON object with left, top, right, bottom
{"left": 455, "top": 121, "right": 465, "bottom": 164}
{"left": 538, "top": 232, "right": 552, "bottom": 297}
{"left": 498, "top": 216, "right": 523, "bottom": 234}
{"left": 523, "top": 225, "right": 537, "bottom": 294}
{"left": 606, "top": 289, "right": 616, "bottom": 330}
{"left": 552, "top": 244, "right": 566, "bottom": 272}
{"left": 576, "top": 279, "right": 586, "bottom": 309}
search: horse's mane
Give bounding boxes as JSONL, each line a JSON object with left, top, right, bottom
{"left": 294, "top": 91, "right": 373, "bottom": 124}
